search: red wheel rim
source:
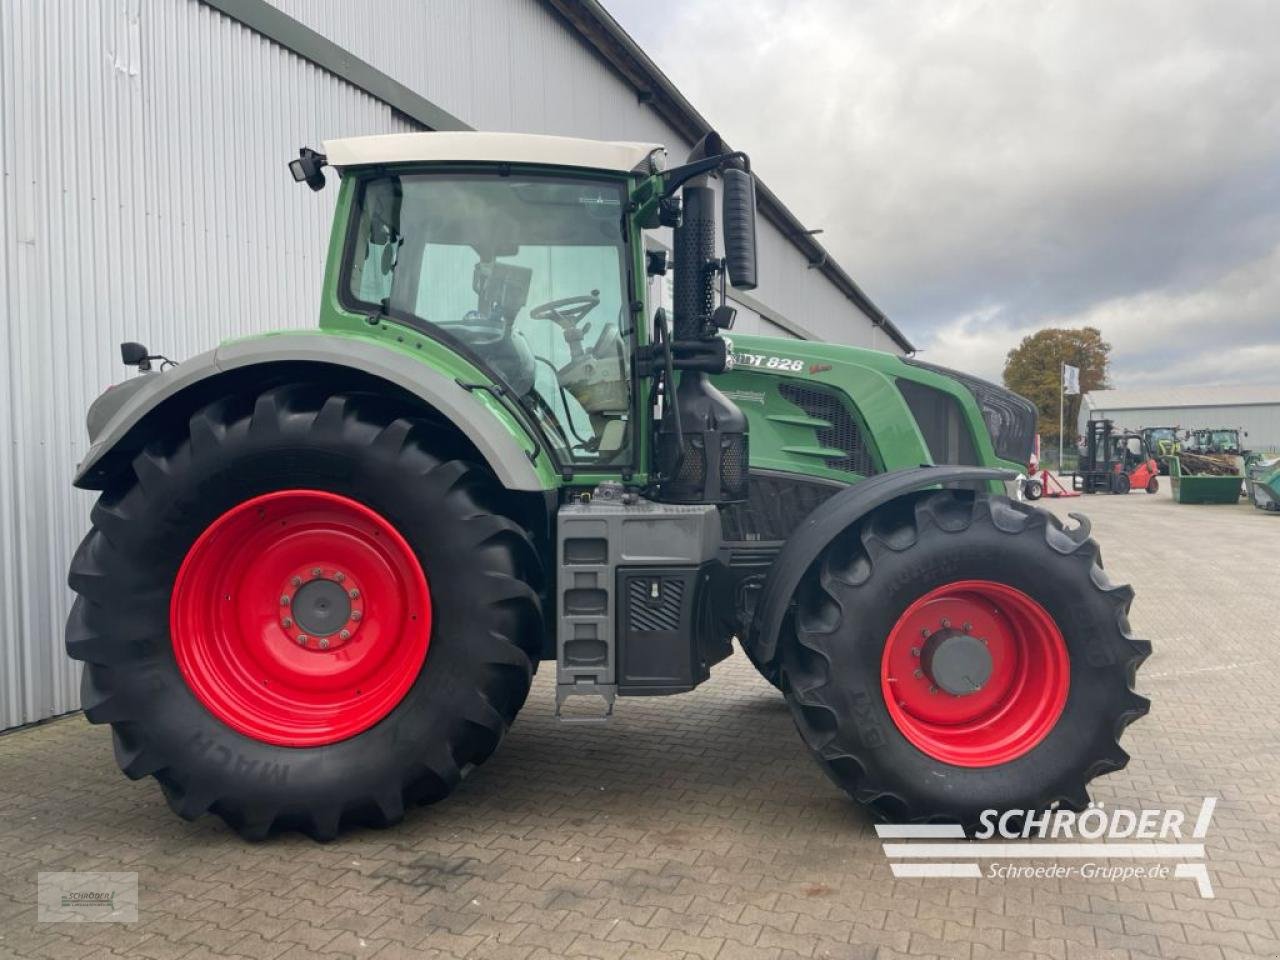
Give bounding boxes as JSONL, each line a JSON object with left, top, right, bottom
{"left": 171, "top": 490, "right": 431, "bottom": 747}
{"left": 880, "top": 580, "right": 1068, "bottom": 767}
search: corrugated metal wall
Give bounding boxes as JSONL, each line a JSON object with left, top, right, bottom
{"left": 0, "top": 0, "right": 414, "bottom": 729}
{"left": 0, "top": 0, "right": 899, "bottom": 730}
{"left": 1080, "top": 405, "right": 1280, "bottom": 453}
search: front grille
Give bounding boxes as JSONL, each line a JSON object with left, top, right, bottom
{"left": 778, "top": 383, "right": 878, "bottom": 475}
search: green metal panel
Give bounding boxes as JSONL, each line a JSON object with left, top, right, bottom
{"left": 720, "top": 333, "right": 1025, "bottom": 483}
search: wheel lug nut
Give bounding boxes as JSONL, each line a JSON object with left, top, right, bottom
{"left": 941, "top": 618, "right": 951, "bottom": 628}
{"left": 339, "top": 630, "right": 350, "bottom": 641}
{"left": 963, "top": 622, "right": 973, "bottom": 633}
{"left": 349, "top": 589, "right": 360, "bottom": 599}
{"left": 911, "top": 647, "right": 921, "bottom": 657}
{"left": 318, "top": 638, "right": 329, "bottom": 650}
{"left": 311, "top": 567, "right": 322, "bottom": 577}
{"left": 913, "top": 669, "right": 923, "bottom": 679}
{"left": 929, "top": 685, "right": 939, "bottom": 695}
{"left": 335, "top": 572, "right": 346, "bottom": 582}
{"left": 280, "top": 595, "right": 290, "bottom": 606}
{"left": 291, "top": 576, "right": 302, "bottom": 587}
{"left": 282, "top": 617, "right": 293, "bottom": 628}
{"left": 980, "top": 637, "right": 989, "bottom": 646}
{"left": 296, "top": 635, "right": 308, "bottom": 645}
{"left": 351, "top": 610, "right": 362, "bottom": 621}
{"left": 920, "top": 628, "right": 931, "bottom": 639}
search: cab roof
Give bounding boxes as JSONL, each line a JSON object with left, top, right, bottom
{"left": 323, "top": 132, "right": 665, "bottom": 175}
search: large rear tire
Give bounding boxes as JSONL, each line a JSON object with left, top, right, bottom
{"left": 66, "top": 384, "right": 544, "bottom": 840}
{"left": 779, "top": 492, "right": 1149, "bottom": 827}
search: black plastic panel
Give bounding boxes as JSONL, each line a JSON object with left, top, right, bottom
{"left": 896, "top": 379, "right": 980, "bottom": 466}
{"left": 617, "top": 568, "right": 706, "bottom": 694}
{"left": 720, "top": 471, "right": 844, "bottom": 543}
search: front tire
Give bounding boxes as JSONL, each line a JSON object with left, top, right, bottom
{"left": 66, "top": 385, "right": 544, "bottom": 839}
{"left": 778, "top": 492, "right": 1149, "bottom": 827}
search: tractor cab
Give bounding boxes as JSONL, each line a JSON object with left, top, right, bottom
{"left": 341, "top": 166, "right": 638, "bottom": 466}
{"left": 1139, "top": 425, "right": 1181, "bottom": 475}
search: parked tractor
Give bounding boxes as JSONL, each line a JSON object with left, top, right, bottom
{"left": 1139, "top": 425, "right": 1181, "bottom": 475}
{"left": 1184, "top": 427, "right": 1248, "bottom": 458}
{"left": 66, "top": 132, "right": 1149, "bottom": 840}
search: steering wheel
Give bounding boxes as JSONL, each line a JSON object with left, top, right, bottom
{"left": 530, "top": 291, "right": 601, "bottom": 360}
{"left": 529, "top": 292, "right": 600, "bottom": 326}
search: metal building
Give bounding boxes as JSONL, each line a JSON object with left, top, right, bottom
{"left": 1079, "top": 386, "right": 1280, "bottom": 452}
{"left": 0, "top": 0, "right": 911, "bottom": 731}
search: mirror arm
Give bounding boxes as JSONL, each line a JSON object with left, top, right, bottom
{"left": 660, "top": 152, "right": 751, "bottom": 198}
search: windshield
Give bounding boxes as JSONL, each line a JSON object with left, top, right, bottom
{"left": 1192, "top": 430, "right": 1239, "bottom": 449}
{"left": 344, "top": 172, "right": 633, "bottom": 466}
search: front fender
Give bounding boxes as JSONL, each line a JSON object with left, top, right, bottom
{"left": 74, "top": 333, "right": 552, "bottom": 492}
{"left": 746, "top": 465, "right": 1014, "bottom": 666}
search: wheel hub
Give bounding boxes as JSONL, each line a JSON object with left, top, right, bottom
{"left": 279, "top": 565, "right": 362, "bottom": 650}
{"left": 920, "top": 628, "right": 992, "bottom": 696}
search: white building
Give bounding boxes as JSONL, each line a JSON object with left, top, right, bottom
{"left": 1079, "top": 385, "right": 1280, "bottom": 452}
{"left": 0, "top": 0, "right": 911, "bottom": 730}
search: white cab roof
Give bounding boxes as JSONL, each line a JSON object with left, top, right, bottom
{"left": 323, "top": 132, "right": 665, "bottom": 174}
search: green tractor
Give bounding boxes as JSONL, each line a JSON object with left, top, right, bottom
{"left": 1183, "top": 427, "right": 1248, "bottom": 458}
{"left": 66, "top": 132, "right": 1148, "bottom": 840}
{"left": 1139, "top": 425, "right": 1181, "bottom": 475}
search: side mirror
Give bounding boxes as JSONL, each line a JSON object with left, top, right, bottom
{"left": 288, "top": 147, "right": 327, "bottom": 192}
{"left": 721, "top": 167, "right": 758, "bottom": 291}
{"left": 120, "top": 341, "right": 151, "bottom": 371}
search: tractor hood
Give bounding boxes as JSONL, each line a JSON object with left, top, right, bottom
{"left": 723, "top": 333, "right": 1036, "bottom": 476}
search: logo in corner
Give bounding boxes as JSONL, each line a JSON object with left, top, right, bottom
{"left": 878, "top": 797, "right": 1217, "bottom": 898}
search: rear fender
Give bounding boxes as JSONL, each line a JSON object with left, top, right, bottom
{"left": 74, "top": 333, "right": 550, "bottom": 492}
{"left": 745, "top": 465, "right": 1014, "bottom": 667}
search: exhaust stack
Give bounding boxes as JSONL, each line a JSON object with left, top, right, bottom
{"left": 657, "top": 133, "right": 750, "bottom": 505}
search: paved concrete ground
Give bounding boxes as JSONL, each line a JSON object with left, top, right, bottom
{"left": 2, "top": 484, "right": 1279, "bottom": 960}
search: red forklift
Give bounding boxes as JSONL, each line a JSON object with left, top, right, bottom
{"left": 1072, "top": 419, "right": 1160, "bottom": 495}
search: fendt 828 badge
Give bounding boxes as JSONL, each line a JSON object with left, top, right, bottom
{"left": 732, "top": 350, "right": 805, "bottom": 372}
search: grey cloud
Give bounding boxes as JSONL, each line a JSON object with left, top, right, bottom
{"left": 604, "top": 0, "right": 1280, "bottom": 386}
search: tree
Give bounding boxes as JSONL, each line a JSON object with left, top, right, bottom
{"left": 1002, "top": 327, "right": 1111, "bottom": 448}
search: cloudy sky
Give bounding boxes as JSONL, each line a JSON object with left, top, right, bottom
{"left": 602, "top": 0, "right": 1280, "bottom": 387}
